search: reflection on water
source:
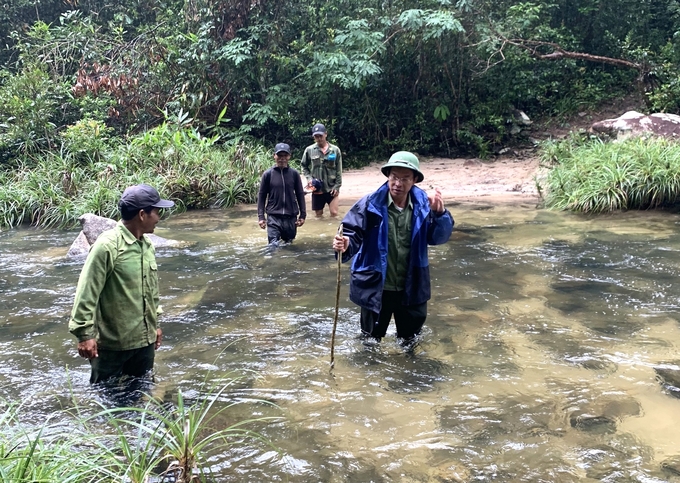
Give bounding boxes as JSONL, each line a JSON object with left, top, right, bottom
{"left": 3, "top": 202, "right": 680, "bottom": 481}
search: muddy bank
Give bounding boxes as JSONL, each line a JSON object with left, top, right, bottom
{"left": 338, "top": 155, "right": 543, "bottom": 206}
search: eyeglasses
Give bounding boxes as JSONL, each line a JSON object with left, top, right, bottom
{"left": 388, "top": 173, "right": 414, "bottom": 184}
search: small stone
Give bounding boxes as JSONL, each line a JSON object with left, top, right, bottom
{"left": 569, "top": 411, "right": 617, "bottom": 434}
{"left": 655, "top": 362, "right": 680, "bottom": 398}
{"left": 663, "top": 457, "right": 680, "bottom": 476}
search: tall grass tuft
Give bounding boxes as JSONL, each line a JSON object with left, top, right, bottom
{"left": 538, "top": 136, "right": 680, "bottom": 213}
{"left": 91, "top": 377, "right": 278, "bottom": 483}
{"left": 0, "top": 376, "right": 278, "bottom": 482}
{"left": 0, "top": 402, "right": 110, "bottom": 482}
{"left": 0, "top": 120, "right": 274, "bottom": 229}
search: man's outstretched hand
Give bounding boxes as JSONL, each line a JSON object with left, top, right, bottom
{"left": 428, "top": 188, "right": 444, "bottom": 214}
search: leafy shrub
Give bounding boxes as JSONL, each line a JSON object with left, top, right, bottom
{"left": 0, "top": 67, "right": 69, "bottom": 163}
{"left": 60, "top": 119, "right": 117, "bottom": 163}
{"left": 645, "top": 42, "right": 680, "bottom": 113}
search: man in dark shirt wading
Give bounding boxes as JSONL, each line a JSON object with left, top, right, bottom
{"left": 258, "top": 143, "right": 307, "bottom": 245}
{"left": 69, "top": 184, "right": 174, "bottom": 384}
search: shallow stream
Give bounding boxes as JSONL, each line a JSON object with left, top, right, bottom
{"left": 2, "top": 202, "right": 680, "bottom": 482}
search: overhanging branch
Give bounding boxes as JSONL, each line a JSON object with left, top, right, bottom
{"left": 504, "top": 37, "right": 643, "bottom": 71}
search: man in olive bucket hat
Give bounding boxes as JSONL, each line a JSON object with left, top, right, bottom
{"left": 333, "top": 151, "right": 454, "bottom": 346}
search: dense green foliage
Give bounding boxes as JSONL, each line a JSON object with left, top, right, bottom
{"left": 539, "top": 135, "right": 680, "bottom": 212}
{"left": 2, "top": 0, "right": 676, "bottom": 157}
{"left": 1, "top": 0, "right": 680, "bottom": 222}
{"left": 0, "top": 117, "right": 272, "bottom": 228}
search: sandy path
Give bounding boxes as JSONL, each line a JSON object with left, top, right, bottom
{"left": 338, "top": 155, "right": 544, "bottom": 206}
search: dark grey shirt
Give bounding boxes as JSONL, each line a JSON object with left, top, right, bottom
{"left": 257, "top": 166, "right": 307, "bottom": 220}
{"left": 384, "top": 193, "right": 413, "bottom": 291}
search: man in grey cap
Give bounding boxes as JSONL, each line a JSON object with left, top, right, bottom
{"left": 69, "top": 184, "right": 174, "bottom": 383}
{"left": 300, "top": 123, "right": 343, "bottom": 217}
{"left": 258, "top": 143, "right": 306, "bottom": 244}
{"left": 332, "top": 152, "right": 454, "bottom": 346}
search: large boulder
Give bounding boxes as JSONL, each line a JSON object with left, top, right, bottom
{"left": 79, "top": 213, "right": 116, "bottom": 245}
{"left": 66, "top": 231, "right": 90, "bottom": 258}
{"left": 67, "top": 213, "right": 183, "bottom": 258}
{"left": 591, "top": 111, "right": 680, "bottom": 139}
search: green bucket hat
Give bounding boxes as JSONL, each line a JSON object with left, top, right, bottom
{"left": 380, "top": 151, "right": 424, "bottom": 183}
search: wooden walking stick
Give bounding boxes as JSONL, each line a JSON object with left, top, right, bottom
{"left": 330, "top": 223, "right": 343, "bottom": 371}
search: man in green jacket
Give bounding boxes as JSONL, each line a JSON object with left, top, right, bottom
{"left": 300, "top": 123, "right": 343, "bottom": 217}
{"left": 68, "top": 184, "right": 174, "bottom": 384}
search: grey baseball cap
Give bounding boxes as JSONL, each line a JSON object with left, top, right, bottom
{"left": 312, "top": 123, "right": 327, "bottom": 136}
{"left": 274, "top": 142, "right": 291, "bottom": 154}
{"left": 119, "top": 184, "right": 174, "bottom": 210}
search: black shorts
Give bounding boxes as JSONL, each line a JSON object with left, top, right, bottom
{"left": 266, "top": 214, "right": 297, "bottom": 243}
{"left": 89, "top": 343, "right": 155, "bottom": 384}
{"left": 311, "top": 192, "right": 334, "bottom": 211}
{"left": 360, "top": 290, "right": 427, "bottom": 342}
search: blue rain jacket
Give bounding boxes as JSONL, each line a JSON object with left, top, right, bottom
{"left": 339, "top": 183, "right": 454, "bottom": 313}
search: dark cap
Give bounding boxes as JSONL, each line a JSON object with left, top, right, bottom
{"left": 312, "top": 123, "right": 327, "bottom": 136}
{"left": 119, "top": 184, "right": 174, "bottom": 211}
{"left": 311, "top": 178, "right": 323, "bottom": 191}
{"left": 275, "top": 142, "right": 291, "bottom": 154}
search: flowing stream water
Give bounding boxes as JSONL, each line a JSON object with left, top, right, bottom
{"left": 2, "top": 201, "right": 680, "bottom": 482}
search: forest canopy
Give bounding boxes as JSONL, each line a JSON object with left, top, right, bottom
{"left": 1, "top": 0, "right": 678, "bottom": 161}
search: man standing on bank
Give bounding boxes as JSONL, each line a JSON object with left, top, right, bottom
{"left": 332, "top": 151, "right": 454, "bottom": 345}
{"left": 301, "top": 123, "right": 343, "bottom": 217}
{"left": 69, "top": 184, "right": 174, "bottom": 384}
{"left": 258, "top": 143, "right": 306, "bottom": 244}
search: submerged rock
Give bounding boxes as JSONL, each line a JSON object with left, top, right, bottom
{"left": 67, "top": 213, "right": 184, "bottom": 258}
{"left": 569, "top": 412, "right": 617, "bottom": 434}
{"left": 654, "top": 361, "right": 680, "bottom": 398}
{"left": 662, "top": 456, "right": 680, "bottom": 476}
{"left": 428, "top": 460, "right": 471, "bottom": 482}
{"left": 600, "top": 397, "right": 642, "bottom": 420}
{"left": 568, "top": 396, "right": 641, "bottom": 434}
{"left": 564, "top": 353, "right": 618, "bottom": 373}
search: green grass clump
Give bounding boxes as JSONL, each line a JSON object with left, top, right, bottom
{"left": 0, "top": 376, "right": 277, "bottom": 482}
{"left": 0, "top": 119, "right": 274, "bottom": 229}
{"left": 538, "top": 136, "right": 680, "bottom": 213}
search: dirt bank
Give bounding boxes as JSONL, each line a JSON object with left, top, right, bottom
{"left": 339, "top": 154, "right": 544, "bottom": 206}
